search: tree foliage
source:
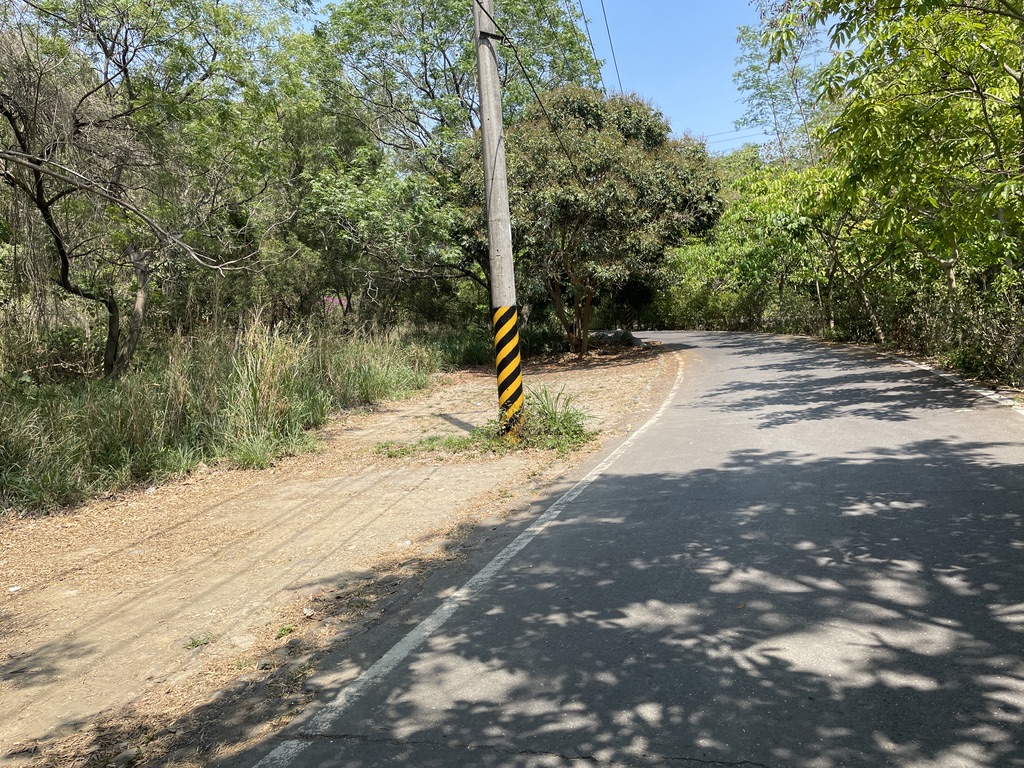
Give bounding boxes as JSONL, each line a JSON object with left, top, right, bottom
{"left": 733, "top": 20, "right": 822, "bottom": 164}
{"left": 662, "top": 0, "right": 1024, "bottom": 382}
{"left": 0, "top": 0, "right": 271, "bottom": 374}
{"left": 503, "top": 87, "right": 722, "bottom": 353}
{"left": 10, "top": 0, "right": 1024, "bottom": 392}
{"left": 313, "top": 0, "right": 600, "bottom": 155}
{"left": 0, "top": 0, "right": 614, "bottom": 382}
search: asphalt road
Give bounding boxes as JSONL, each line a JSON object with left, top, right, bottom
{"left": 237, "top": 332, "right": 1024, "bottom": 768}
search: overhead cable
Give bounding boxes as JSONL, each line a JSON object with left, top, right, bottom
{"left": 474, "top": 0, "right": 587, "bottom": 186}
{"left": 572, "top": 0, "right": 605, "bottom": 92}
{"left": 598, "top": 0, "right": 623, "bottom": 92}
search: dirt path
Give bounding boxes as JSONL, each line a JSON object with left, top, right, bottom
{"left": 0, "top": 348, "right": 674, "bottom": 767}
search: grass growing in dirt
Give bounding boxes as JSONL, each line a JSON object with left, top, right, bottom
{"left": 275, "top": 624, "right": 297, "bottom": 639}
{"left": 185, "top": 633, "right": 214, "bottom": 650}
{"left": 375, "top": 386, "right": 595, "bottom": 458}
{"left": 0, "top": 326, "right": 438, "bottom": 513}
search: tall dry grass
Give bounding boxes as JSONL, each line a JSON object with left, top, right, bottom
{"left": 0, "top": 325, "right": 438, "bottom": 513}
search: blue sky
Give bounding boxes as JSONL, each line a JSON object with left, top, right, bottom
{"left": 576, "top": 0, "right": 768, "bottom": 152}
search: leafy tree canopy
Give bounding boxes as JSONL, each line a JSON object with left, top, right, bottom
{"left": 503, "top": 86, "right": 723, "bottom": 353}
{"left": 313, "top": 0, "right": 601, "bottom": 156}
{"left": 0, "top": 0, "right": 278, "bottom": 374}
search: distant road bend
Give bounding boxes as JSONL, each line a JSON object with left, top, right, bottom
{"left": 237, "top": 331, "right": 1024, "bottom": 768}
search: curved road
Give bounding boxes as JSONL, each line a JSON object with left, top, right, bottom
{"left": 239, "top": 332, "right": 1024, "bottom": 768}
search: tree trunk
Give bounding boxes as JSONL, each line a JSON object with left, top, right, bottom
{"left": 815, "top": 277, "right": 827, "bottom": 336}
{"left": 101, "top": 298, "right": 121, "bottom": 376}
{"left": 113, "top": 247, "right": 151, "bottom": 377}
{"left": 855, "top": 277, "right": 886, "bottom": 345}
{"left": 547, "top": 278, "right": 580, "bottom": 352}
{"left": 777, "top": 270, "right": 787, "bottom": 330}
{"left": 35, "top": 180, "right": 122, "bottom": 376}
{"left": 577, "top": 287, "right": 594, "bottom": 356}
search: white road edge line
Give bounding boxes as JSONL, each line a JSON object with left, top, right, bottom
{"left": 899, "top": 358, "right": 1024, "bottom": 417}
{"left": 251, "top": 353, "right": 686, "bottom": 768}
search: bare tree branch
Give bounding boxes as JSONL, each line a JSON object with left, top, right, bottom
{"left": 0, "top": 149, "right": 249, "bottom": 271}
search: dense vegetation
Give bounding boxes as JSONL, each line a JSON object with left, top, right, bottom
{"left": 0, "top": 0, "right": 720, "bottom": 511}
{"left": 5, "top": 0, "right": 1024, "bottom": 511}
{"left": 658, "top": 0, "right": 1024, "bottom": 384}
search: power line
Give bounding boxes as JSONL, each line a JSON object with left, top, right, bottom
{"left": 598, "top": 0, "right": 623, "bottom": 92}
{"left": 572, "top": 0, "right": 604, "bottom": 92}
{"left": 704, "top": 127, "right": 759, "bottom": 138}
{"left": 554, "top": 0, "right": 603, "bottom": 91}
{"left": 707, "top": 132, "right": 766, "bottom": 145}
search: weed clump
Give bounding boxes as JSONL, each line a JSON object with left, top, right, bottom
{"left": 375, "top": 386, "right": 595, "bottom": 459}
{"left": 516, "top": 386, "right": 593, "bottom": 452}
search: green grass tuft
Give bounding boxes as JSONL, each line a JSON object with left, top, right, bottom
{"left": 517, "top": 386, "right": 593, "bottom": 453}
{"left": 374, "top": 385, "right": 595, "bottom": 459}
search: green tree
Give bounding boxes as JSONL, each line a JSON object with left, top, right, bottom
{"left": 733, "top": 21, "right": 822, "bottom": 164}
{"left": 727, "top": 1, "right": 1024, "bottom": 373}
{"left": 766, "top": 0, "right": 1024, "bottom": 269}
{"left": 313, "top": 0, "right": 601, "bottom": 156}
{"left": 301, "top": 147, "right": 468, "bottom": 326}
{"left": 184, "top": 27, "right": 379, "bottom": 328}
{"left": 663, "top": 147, "right": 829, "bottom": 335}
{"left": 304, "top": 0, "right": 605, "bottom": 329}
{"left": 504, "top": 87, "right": 723, "bottom": 353}
{"left": 0, "top": 0, "right": 269, "bottom": 375}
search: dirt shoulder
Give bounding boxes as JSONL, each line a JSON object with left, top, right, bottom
{"left": 0, "top": 346, "right": 677, "bottom": 768}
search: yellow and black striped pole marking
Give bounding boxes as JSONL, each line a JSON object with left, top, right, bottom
{"left": 493, "top": 305, "right": 524, "bottom": 435}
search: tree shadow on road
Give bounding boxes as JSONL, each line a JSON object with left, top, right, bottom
{"left": 12, "top": 331, "right": 1024, "bottom": 768}
{"left": 663, "top": 332, "right": 998, "bottom": 426}
{"left": 218, "top": 435, "right": 1024, "bottom": 767}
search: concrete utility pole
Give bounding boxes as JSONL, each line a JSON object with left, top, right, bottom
{"left": 473, "top": 0, "right": 524, "bottom": 434}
